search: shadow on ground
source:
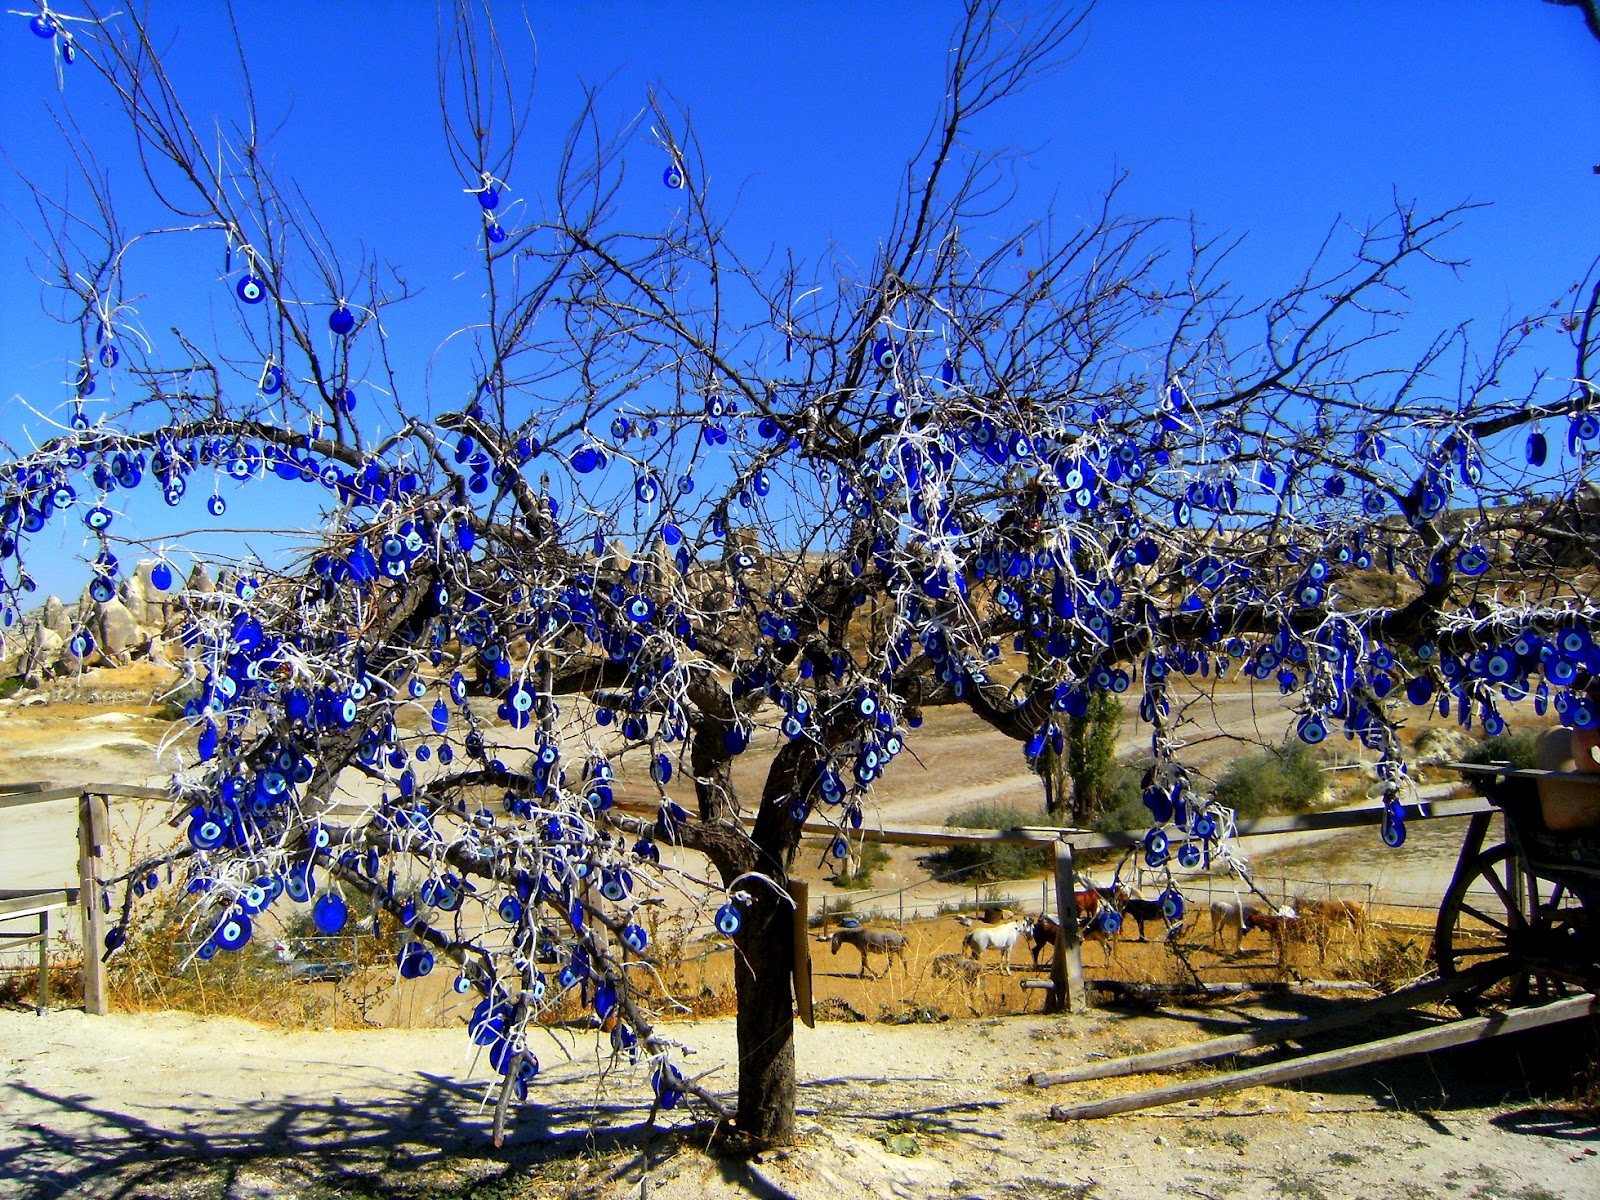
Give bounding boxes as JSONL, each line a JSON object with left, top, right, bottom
{"left": 1, "top": 1070, "right": 686, "bottom": 1200}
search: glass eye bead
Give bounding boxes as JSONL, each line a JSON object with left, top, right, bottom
{"left": 236, "top": 274, "right": 266, "bottom": 304}
{"left": 313, "top": 892, "right": 348, "bottom": 934}
{"left": 214, "top": 913, "right": 253, "bottom": 952}
{"left": 1382, "top": 812, "right": 1407, "bottom": 849}
{"left": 328, "top": 306, "right": 355, "bottom": 335}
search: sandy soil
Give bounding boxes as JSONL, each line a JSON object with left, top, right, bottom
{"left": 2, "top": 1000, "right": 1594, "bottom": 1200}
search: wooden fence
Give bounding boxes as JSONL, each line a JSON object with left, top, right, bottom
{"left": 0, "top": 780, "right": 168, "bottom": 1015}
{"left": 0, "top": 779, "right": 1495, "bottom": 1019}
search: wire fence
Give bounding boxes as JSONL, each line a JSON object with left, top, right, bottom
{"left": 806, "top": 859, "right": 1452, "bottom": 929}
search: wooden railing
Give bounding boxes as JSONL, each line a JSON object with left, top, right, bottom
{"left": 0, "top": 781, "right": 169, "bottom": 1015}
{"left": 0, "top": 780, "right": 1495, "bottom": 1018}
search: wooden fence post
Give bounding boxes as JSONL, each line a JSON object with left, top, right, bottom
{"left": 77, "top": 791, "right": 108, "bottom": 1015}
{"left": 1048, "top": 840, "right": 1087, "bottom": 1014}
{"left": 37, "top": 908, "right": 49, "bottom": 1013}
{"left": 790, "top": 881, "right": 814, "bottom": 1029}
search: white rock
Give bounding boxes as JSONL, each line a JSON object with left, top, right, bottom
{"left": 97, "top": 598, "right": 140, "bottom": 663}
{"left": 116, "top": 576, "right": 147, "bottom": 625}
{"left": 43, "top": 595, "right": 71, "bottom": 638}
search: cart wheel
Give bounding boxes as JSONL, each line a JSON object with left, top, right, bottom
{"left": 1433, "top": 843, "right": 1588, "bottom": 1015}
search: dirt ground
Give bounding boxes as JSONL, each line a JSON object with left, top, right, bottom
{"left": 2, "top": 999, "right": 1595, "bottom": 1200}
{"left": 2, "top": 666, "right": 1594, "bottom": 1198}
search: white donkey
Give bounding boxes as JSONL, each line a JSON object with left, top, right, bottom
{"left": 961, "top": 919, "right": 1030, "bottom": 975}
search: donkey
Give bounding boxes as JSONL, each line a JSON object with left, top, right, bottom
{"left": 829, "top": 928, "right": 908, "bottom": 978}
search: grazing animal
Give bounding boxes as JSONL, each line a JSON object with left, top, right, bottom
{"left": 961, "top": 919, "right": 1029, "bottom": 974}
{"left": 829, "top": 928, "right": 907, "bottom": 978}
{"left": 1243, "top": 906, "right": 1304, "bottom": 970}
{"left": 1073, "top": 887, "right": 1102, "bottom": 919}
{"left": 1031, "top": 910, "right": 1125, "bottom": 968}
{"left": 1114, "top": 888, "right": 1171, "bottom": 941}
{"left": 1293, "top": 896, "right": 1367, "bottom": 962}
{"left": 1209, "top": 901, "right": 1298, "bottom": 954}
{"left": 932, "top": 953, "right": 982, "bottom": 982}
{"left": 1077, "top": 912, "right": 1120, "bottom": 966}
{"left": 1029, "top": 915, "right": 1062, "bottom": 968}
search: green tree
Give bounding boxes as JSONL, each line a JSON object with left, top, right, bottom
{"left": 1065, "top": 691, "right": 1124, "bottom": 826}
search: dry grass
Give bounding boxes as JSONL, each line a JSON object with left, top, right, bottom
{"left": 0, "top": 958, "right": 82, "bottom": 1009}
{"left": 107, "top": 894, "right": 416, "bottom": 1030}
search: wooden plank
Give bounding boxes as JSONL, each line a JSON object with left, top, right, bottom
{"left": 1047, "top": 842, "right": 1086, "bottom": 1014}
{"left": 1019, "top": 796, "right": 1495, "bottom": 851}
{"left": 1049, "top": 994, "right": 1599, "bottom": 1121}
{"left": 0, "top": 787, "right": 84, "bottom": 811}
{"left": 0, "top": 890, "right": 77, "bottom": 919}
{"left": 78, "top": 792, "right": 109, "bottom": 1016}
{"left": 83, "top": 784, "right": 172, "bottom": 801}
{"left": 791, "top": 880, "right": 814, "bottom": 1030}
{"left": 0, "top": 781, "right": 51, "bottom": 795}
{"left": 1029, "top": 960, "right": 1514, "bottom": 1086}
{"left": 0, "top": 783, "right": 170, "bottom": 812}
{"left": 1451, "top": 763, "right": 1593, "bottom": 780}
{"left": 610, "top": 796, "right": 1493, "bottom": 853}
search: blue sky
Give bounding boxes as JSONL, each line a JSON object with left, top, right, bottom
{"left": 1, "top": 2, "right": 1597, "bottom": 599}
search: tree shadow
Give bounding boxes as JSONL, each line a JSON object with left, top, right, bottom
{"left": 1490, "top": 1106, "right": 1600, "bottom": 1141}
{"left": 0, "top": 1070, "right": 696, "bottom": 1200}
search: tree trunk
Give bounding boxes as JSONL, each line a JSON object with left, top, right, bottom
{"left": 731, "top": 882, "right": 797, "bottom": 1143}
{"left": 1038, "top": 748, "right": 1067, "bottom": 817}
{"left": 727, "top": 738, "right": 816, "bottom": 1144}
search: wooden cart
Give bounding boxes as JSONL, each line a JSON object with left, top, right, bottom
{"left": 1437, "top": 764, "right": 1600, "bottom": 1012}
{"left": 1038, "top": 769, "right": 1600, "bottom": 1120}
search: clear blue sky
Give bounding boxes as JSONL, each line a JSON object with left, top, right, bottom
{"left": 1, "top": 2, "right": 1597, "bottom": 599}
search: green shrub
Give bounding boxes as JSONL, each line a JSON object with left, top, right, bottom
{"left": 1213, "top": 743, "right": 1326, "bottom": 820}
{"left": 155, "top": 679, "right": 203, "bottom": 721}
{"left": 928, "top": 801, "right": 1056, "bottom": 882}
{"left": 1461, "top": 730, "right": 1540, "bottom": 770}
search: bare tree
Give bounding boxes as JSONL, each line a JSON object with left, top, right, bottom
{"left": 1548, "top": 0, "right": 1600, "bottom": 46}
{"left": 5, "top": 0, "right": 1598, "bottom": 1151}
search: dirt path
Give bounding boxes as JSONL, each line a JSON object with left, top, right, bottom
{"left": 1, "top": 1003, "right": 1592, "bottom": 1199}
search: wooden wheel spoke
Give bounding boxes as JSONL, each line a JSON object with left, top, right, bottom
{"left": 1457, "top": 956, "right": 1515, "bottom": 987}
{"left": 1460, "top": 976, "right": 1505, "bottom": 1005}
{"left": 1447, "top": 944, "right": 1509, "bottom": 959}
{"left": 1456, "top": 903, "right": 1510, "bottom": 934}
{"left": 1479, "top": 865, "right": 1528, "bottom": 930}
